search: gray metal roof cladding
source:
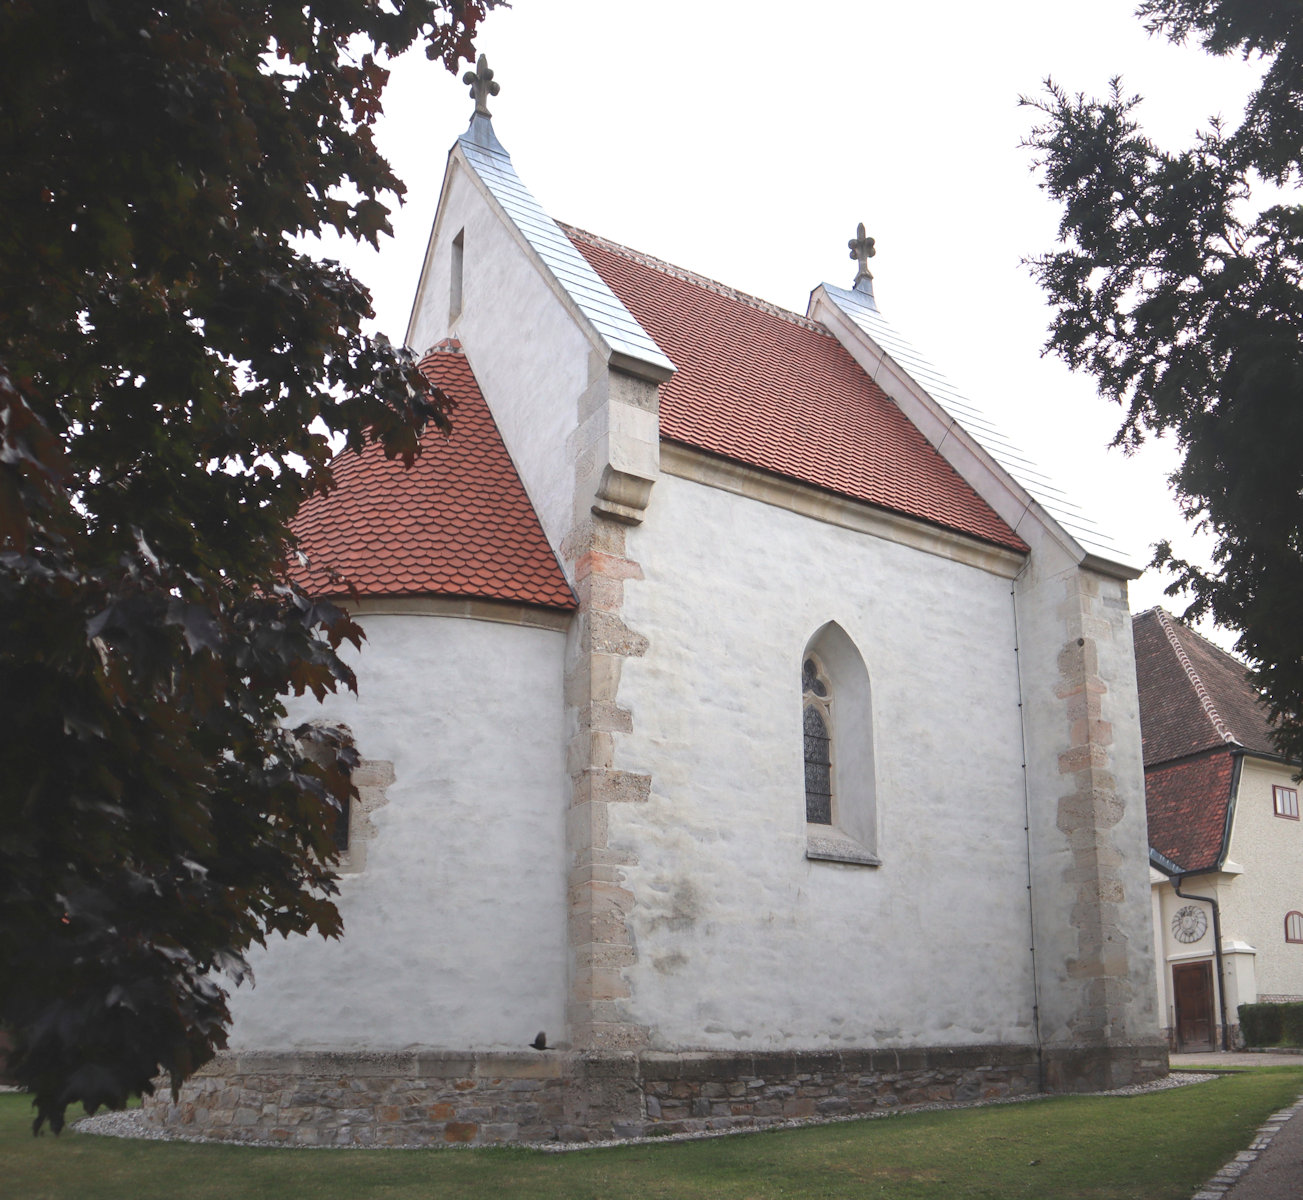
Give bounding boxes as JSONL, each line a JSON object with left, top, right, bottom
{"left": 457, "top": 117, "right": 675, "bottom": 375}
{"left": 822, "top": 283, "right": 1130, "bottom": 567}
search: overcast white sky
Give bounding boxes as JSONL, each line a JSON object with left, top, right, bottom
{"left": 322, "top": 0, "right": 1270, "bottom": 630}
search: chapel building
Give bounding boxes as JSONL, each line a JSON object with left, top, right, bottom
{"left": 147, "top": 61, "right": 1166, "bottom": 1146}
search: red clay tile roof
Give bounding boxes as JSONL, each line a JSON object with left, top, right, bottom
{"left": 565, "top": 226, "right": 1028, "bottom": 553}
{"left": 1134, "top": 608, "right": 1282, "bottom": 873}
{"left": 1133, "top": 608, "right": 1275, "bottom": 766}
{"left": 290, "top": 341, "right": 575, "bottom": 611}
{"left": 1144, "top": 749, "right": 1236, "bottom": 873}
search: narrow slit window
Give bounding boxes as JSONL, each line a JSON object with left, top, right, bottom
{"left": 1275, "top": 785, "right": 1299, "bottom": 820}
{"left": 450, "top": 229, "right": 464, "bottom": 321}
{"left": 803, "top": 656, "right": 833, "bottom": 825}
{"left": 1287, "top": 911, "right": 1303, "bottom": 943}
{"left": 332, "top": 793, "right": 351, "bottom": 854}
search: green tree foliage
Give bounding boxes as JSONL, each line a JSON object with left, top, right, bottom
{"left": 0, "top": 0, "right": 498, "bottom": 1133}
{"left": 1024, "top": 0, "right": 1303, "bottom": 761}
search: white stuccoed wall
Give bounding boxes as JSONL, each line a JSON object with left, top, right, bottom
{"left": 225, "top": 611, "right": 570, "bottom": 1051}
{"left": 611, "top": 473, "right": 1038, "bottom": 1049}
{"left": 394, "top": 128, "right": 1160, "bottom": 1067}
{"left": 1225, "top": 757, "right": 1303, "bottom": 999}
{"left": 810, "top": 272, "right": 1160, "bottom": 1070}
{"left": 408, "top": 153, "right": 594, "bottom": 569}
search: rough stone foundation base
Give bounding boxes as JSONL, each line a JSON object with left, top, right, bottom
{"left": 1041, "top": 1041, "right": 1169, "bottom": 1093}
{"left": 142, "top": 1042, "right": 1168, "bottom": 1147}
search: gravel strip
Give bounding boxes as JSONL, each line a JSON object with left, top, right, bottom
{"left": 69, "top": 1070, "right": 1218, "bottom": 1153}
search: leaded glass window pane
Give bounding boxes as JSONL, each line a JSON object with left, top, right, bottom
{"left": 802, "top": 657, "right": 828, "bottom": 698}
{"left": 804, "top": 704, "right": 832, "bottom": 824}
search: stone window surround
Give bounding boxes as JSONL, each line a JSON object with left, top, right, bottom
{"left": 802, "top": 625, "right": 880, "bottom": 869}
{"left": 335, "top": 758, "right": 393, "bottom": 874}
{"left": 297, "top": 715, "right": 393, "bottom": 875}
{"left": 806, "top": 826, "right": 881, "bottom": 867}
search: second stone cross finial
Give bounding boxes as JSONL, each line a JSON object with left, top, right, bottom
{"left": 848, "top": 222, "right": 876, "bottom": 287}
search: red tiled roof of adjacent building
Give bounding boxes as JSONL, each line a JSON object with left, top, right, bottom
{"left": 1133, "top": 608, "right": 1282, "bottom": 873}
{"left": 290, "top": 340, "right": 576, "bottom": 611}
{"left": 566, "top": 226, "right": 1028, "bottom": 554}
{"left": 1133, "top": 608, "right": 1275, "bottom": 766}
{"left": 1144, "top": 749, "right": 1236, "bottom": 873}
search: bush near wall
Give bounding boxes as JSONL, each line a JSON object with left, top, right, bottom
{"left": 1239, "top": 1003, "right": 1303, "bottom": 1046}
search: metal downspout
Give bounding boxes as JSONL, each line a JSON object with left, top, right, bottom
{"left": 1011, "top": 568, "right": 1045, "bottom": 1091}
{"left": 1173, "top": 876, "right": 1231, "bottom": 1052}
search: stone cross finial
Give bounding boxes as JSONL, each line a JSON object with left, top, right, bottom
{"left": 463, "top": 54, "right": 500, "bottom": 119}
{"left": 848, "top": 222, "right": 876, "bottom": 288}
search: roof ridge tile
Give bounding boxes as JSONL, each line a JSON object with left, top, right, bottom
{"left": 1153, "top": 606, "right": 1237, "bottom": 746}
{"left": 559, "top": 222, "right": 829, "bottom": 336}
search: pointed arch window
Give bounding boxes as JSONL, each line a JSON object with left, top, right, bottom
{"left": 799, "top": 624, "right": 879, "bottom": 867}
{"left": 803, "top": 656, "right": 833, "bottom": 825}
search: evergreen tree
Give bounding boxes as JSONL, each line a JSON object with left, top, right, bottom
{"left": 1025, "top": 1, "right": 1303, "bottom": 759}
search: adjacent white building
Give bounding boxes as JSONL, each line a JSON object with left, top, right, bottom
{"left": 149, "top": 64, "right": 1165, "bottom": 1146}
{"left": 1137, "top": 608, "right": 1303, "bottom": 1051}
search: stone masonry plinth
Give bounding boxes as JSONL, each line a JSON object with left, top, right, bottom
{"left": 142, "top": 1042, "right": 1167, "bottom": 1146}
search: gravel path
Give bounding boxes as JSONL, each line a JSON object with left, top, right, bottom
{"left": 69, "top": 1069, "right": 1218, "bottom": 1153}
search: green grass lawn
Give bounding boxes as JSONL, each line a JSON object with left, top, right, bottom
{"left": 4, "top": 1068, "right": 1302, "bottom": 1200}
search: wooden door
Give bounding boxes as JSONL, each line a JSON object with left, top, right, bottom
{"left": 1173, "top": 960, "right": 1216, "bottom": 1051}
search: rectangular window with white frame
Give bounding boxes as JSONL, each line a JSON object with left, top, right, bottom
{"left": 1274, "top": 785, "right": 1299, "bottom": 820}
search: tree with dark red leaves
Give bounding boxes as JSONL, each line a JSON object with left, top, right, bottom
{"left": 0, "top": 0, "right": 498, "bottom": 1133}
